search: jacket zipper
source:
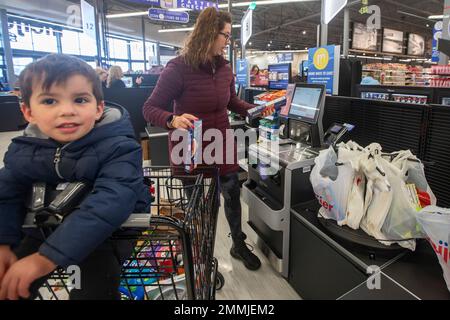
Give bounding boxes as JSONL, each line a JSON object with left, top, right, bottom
{"left": 54, "top": 144, "right": 70, "bottom": 179}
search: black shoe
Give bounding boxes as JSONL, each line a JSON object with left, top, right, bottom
{"left": 230, "top": 242, "right": 261, "bottom": 271}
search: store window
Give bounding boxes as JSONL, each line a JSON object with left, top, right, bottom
{"left": 110, "top": 60, "right": 129, "bottom": 72}
{"left": 13, "top": 57, "right": 33, "bottom": 76}
{"left": 8, "top": 21, "right": 33, "bottom": 51}
{"left": 61, "top": 29, "right": 81, "bottom": 55}
{"left": 79, "top": 32, "right": 97, "bottom": 56}
{"left": 31, "top": 27, "right": 58, "bottom": 53}
{"left": 130, "top": 41, "right": 144, "bottom": 60}
{"left": 160, "top": 55, "right": 176, "bottom": 66}
{"left": 108, "top": 37, "right": 128, "bottom": 60}
{"left": 131, "top": 62, "right": 145, "bottom": 72}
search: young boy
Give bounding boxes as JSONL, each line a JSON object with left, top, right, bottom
{"left": 0, "top": 54, "right": 151, "bottom": 300}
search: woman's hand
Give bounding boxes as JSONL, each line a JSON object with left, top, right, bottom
{"left": 135, "top": 76, "right": 143, "bottom": 86}
{"left": 170, "top": 114, "right": 198, "bottom": 130}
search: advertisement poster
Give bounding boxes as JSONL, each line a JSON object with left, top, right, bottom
{"left": 268, "top": 63, "right": 291, "bottom": 90}
{"left": 407, "top": 33, "right": 425, "bottom": 56}
{"left": 432, "top": 21, "right": 443, "bottom": 63}
{"left": 382, "top": 28, "right": 404, "bottom": 54}
{"left": 352, "top": 22, "right": 378, "bottom": 51}
{"left": 236, "top": 59, "right": 249, "bottom": 87}
{"left": 307, "top": 45, "right": 340, "bottom": 95}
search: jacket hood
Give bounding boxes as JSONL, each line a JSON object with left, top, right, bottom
{"left": 13, "top": 105, "right": 135, "bottom": 150}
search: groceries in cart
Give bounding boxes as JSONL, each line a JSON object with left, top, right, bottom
{"left": 310, "top": 141, "right": 436, "bottom": 251}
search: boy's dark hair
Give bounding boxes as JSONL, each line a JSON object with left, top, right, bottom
{"left": 19, "top": 54, "right": 103, "bottom": 107}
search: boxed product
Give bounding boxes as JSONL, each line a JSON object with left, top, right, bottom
{"left": 185, "top": 120, "right": 202, "bottom": 173}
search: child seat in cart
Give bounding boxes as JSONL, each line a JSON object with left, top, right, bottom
{"left": 22, "top": 166, "right": 224, "bottom": 300}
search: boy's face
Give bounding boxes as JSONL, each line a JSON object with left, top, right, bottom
{"left": 21, "top": 74, "right": 104, "bottom": 143}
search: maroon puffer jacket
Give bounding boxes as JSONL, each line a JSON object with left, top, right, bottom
{"left": 142, "top": 55, "right": 254, "bottom": 176}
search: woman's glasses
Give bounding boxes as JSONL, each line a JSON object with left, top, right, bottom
{"left": 219, "top": 32, "right": 232, "bottom": 41}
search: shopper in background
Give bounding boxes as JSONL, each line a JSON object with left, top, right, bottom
{"left": 143, "top": 7, "right": 273, "bottom": 271}
{"left": 107, "top": 65, "right": 126, "bottom": 89}
{"left": 95, "top": 67, "right": 108, "bottom": 89}
{"left": 0, "top": 54, "right": 151, "bottom": 300}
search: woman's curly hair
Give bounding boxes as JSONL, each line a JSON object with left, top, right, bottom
{"left": 180, "top": 7, "right": 231, "bottom": 69}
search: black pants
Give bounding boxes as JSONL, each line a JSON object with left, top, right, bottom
{"left": 219, "top": 172, "right": 244, "bottom": 242}
{"left": 14, "top": 231, "right": 134, "bottom": 300}
{"left": 184, "top": 172, "right": 243, "bottom": 242}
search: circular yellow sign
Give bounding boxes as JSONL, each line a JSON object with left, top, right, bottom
{"left": 313, "top": 48, "right": 329, "bottom": 70}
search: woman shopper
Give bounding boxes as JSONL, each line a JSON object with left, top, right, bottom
{"left": 107, "top": 65, "right": 126, "bottom": 89}
{"left": 143, "top": 8, "right": 273, "bottom": 271}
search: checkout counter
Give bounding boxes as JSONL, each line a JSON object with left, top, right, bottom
{"left": 242, "top": 84, "right": 328, "bottom": 277}
{"left": 241, "top": 84, "right": 450, "bottom": 299}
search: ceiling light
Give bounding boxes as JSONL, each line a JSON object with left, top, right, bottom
{"left": 249, "top": 42, "right": 252, "bottom": 46}
{"left": 106, "top": 11, "right": 147, "bottom": 19}
{"left": 302, "top": 30, "right": 306, "bottom": 35}
{"left": 267, "top": 43, "right": 271, "bottom": 47}
{"left": 426, "top": 24, "right": 430, "bottom": 27}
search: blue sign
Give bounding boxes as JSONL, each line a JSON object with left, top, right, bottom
{"left": 236, "top": 59, "right": 248, "bottom": 87}
{"left": 178, "top": 0, "right": 218, "bottom": 10}
{"left": 432, "top": 21, "right": 443, "bottom": 63}
{"left": 149, "top": 8, "right": 189, "bottom": 23}
{"left": 268, "top": 63, "right": 291, "bottom": 90}
{"left": 127, "top": 0, "right": 217, "bottom": 10}
{"left": 307, "top": 45, "right": 340, "bottom": 95}
{"left": 277, "top": 53, "right": 293, "bottom": 63}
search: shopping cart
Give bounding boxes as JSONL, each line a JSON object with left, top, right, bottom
{"left": 21, "top": 166, "right": 224, "bottom": 300}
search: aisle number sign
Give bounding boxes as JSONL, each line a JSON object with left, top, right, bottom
{"left": 81, "top": 0, "right": 96, "bottom": 40}
{"left": 241, "top": 9, "right": 253, "bottom": 46}
{"left": 307, "top": 45, "right": 341, "bottom": 95}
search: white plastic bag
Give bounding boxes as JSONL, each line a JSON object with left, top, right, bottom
{"left": 311, "top": 142, "right": 365, "bottom": 228}
{"left": 359, "top": 144, "right": 393, "bottom": 242}
{"left": 417, "top": 206, "right": 450, "bottom": 292}
{"left": 310, "top": 146, "right": 354, "bottom": 226}
{"left": 338, "top": 142, "right": 366, "bottom": 230}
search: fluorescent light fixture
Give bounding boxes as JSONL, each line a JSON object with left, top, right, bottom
{"left": 217, "top": 0, "right": 319, "bottom": 8}
{"left": 428, "top": 15, "right": 444, "bottom": 20}
{"left": 168, "top": 8, "right": 192, "bottom": 12}
{"left": 159, "top": 24, "right": 241, "bottom": 33}
{"left": 106, "top": 11, "right": 148, "bottom": 18}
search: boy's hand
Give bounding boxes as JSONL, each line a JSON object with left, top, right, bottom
{"left": 0, "top": 253, "right": 56, "bottom": 300}
{"left": 0, "top": 245, "right": 17, "bottom": 283}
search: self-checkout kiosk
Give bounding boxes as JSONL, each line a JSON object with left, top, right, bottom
{"left": 243, "top": 83, "right": 327, "bottom": 277}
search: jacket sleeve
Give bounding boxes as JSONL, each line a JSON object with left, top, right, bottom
{"left": 39, "top": 139, "right": 147, "bottom": 267}
{"left": 142, "top": 62, "right": 183, "bottom": 129}
{"left": 0, "top": 165, "right": 30, "bottom": 247}
{"left": 227, "top": 75, "right": 255, "bottom": 116}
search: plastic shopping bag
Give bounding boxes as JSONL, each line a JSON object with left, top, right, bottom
{"left": 338, "top": 142, "right": 366, "bottom": 230}
{"left": 311, "top": 146, "right": 354, "bottom": 225}
{"left": 359, "top": 145, "right": 393, "bottom": 242}
{"left": 380, "top": 156, "right": 419, "bottom": 250}
{"left": 417, "top": 206, "right": 450, "bottom": 292}
{"left": 311, "top": 142, "right": 365, "bottom": 228}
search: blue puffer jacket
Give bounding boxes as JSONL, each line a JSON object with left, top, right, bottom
{"left": 0, "top": 105, "right": 151, "bottom": 267}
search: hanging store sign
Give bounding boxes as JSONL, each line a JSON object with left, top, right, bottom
{"left": 126, "top": 0, "right": 217, "bottom": 10}
{"left": 178, "top": 0, "right": 218, "bottom": 10}
{"left": 433, "top": 21, "right": 443, "bottom": 63}
{"left": 81, "top": 0, "right": 96, "bottom": 40}
{"left": 307, "top": 45, "right": 340, "bottom": 95}
{"left": 277, "top": 53, "right": 293, "bottom": 63}
{"left": 241, "top": 9, "right": 252, "bottom": 47}
{"left": 149, "top": 8, "right": 189, "bottom": 23}
{"left": 322, "top": 0, "right": 347, "bottom": 24}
